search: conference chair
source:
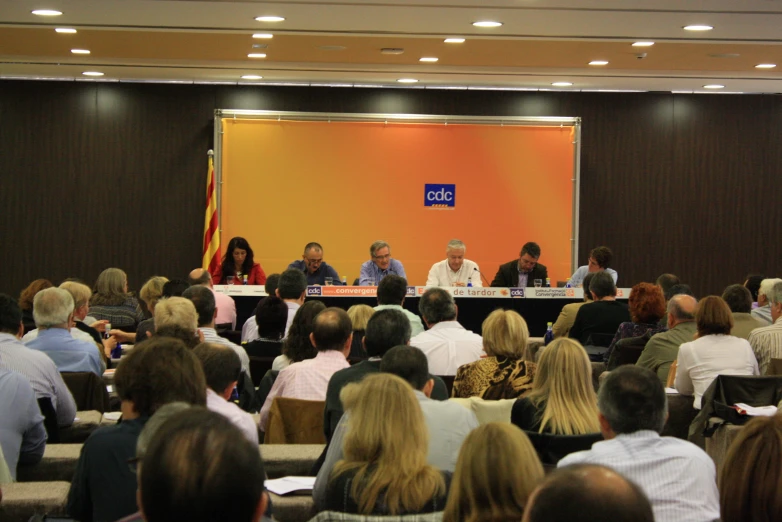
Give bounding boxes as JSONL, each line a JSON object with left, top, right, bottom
{"left": 256, "top": 369, "right": 280, "bottom": 411}
{"left": 60, "top": 372, "right": 110, "bottom": 413}
{"left": 583, "top": 333, "right": 614, "bottom": 362}
{"left": 265, "top": 397, "right": 327, "bottom": 444}
{"left": 249, "top": 356, "right": 277, "bottom": 387}
{"left": 524, "top": 430, "right": 603, "bottom": 470}
{"left": 606, "top": 333, "right": 651, "bottom": 371}
{"left": 437, "top": 375, "right": 455, "bottom": 396}
{"left": 767, "top": 358, "right": 782, "bottom": 376}
{"left": 36, "top": 397, "right": 60, "bottom": 444}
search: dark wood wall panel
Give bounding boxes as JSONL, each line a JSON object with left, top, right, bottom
{"left": 1, "top": 80, "right": 780, "bottom": 299}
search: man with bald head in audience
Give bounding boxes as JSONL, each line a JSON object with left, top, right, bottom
{"left": 636, "top": 294, "right": 698, "bottom": 384}
{"left": 188, "top": 268, "right": 236, "bottom": 329}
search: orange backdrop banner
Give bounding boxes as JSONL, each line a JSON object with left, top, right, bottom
{"left": 220, "top": 118, "right": 575, "bottom": 286}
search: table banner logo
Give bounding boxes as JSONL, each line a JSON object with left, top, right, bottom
{"left": 311, "top": 286, "right": 378, "bottom": 297}
{"left": 528, "top": 288, "right": 574, "bottom": 298}
{"left": 424, "top": 183, "right": 455, "bottom": 208}
{"left": 406, "top": 286, "right": 416, "bottom": 297}
{"left": 306, "top": 287, "right": 323, "bottom": 296}
{"left": 510, "top": 288, "right": 525, "bottom": 297}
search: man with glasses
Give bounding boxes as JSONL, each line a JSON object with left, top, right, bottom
{"left": 359, "top": 240, "right": 407, "bottom": 286}
{"left": 287, "top": 242, "right": 343, "bottom": 286}
{"left": 491, "top": 242, "right": 548, "bottom": 287}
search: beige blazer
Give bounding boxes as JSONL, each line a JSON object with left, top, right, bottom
{"left": 552, "top": 302, "right": 587, "bottom": 338}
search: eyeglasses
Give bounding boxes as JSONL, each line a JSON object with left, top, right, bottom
{"left": 373, "top": 254, "right": 391, "bottom": 260}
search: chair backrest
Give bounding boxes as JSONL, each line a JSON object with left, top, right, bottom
{"left": 448, "top": 397, "right": 514, "bottom": 424}
{"left": 217, "top": 329, "right": 242, "bottom": 345}
{"left": 248, "top": 356, "right": 277, "bottom": 387}
{"left": 523, "top": 430, "right": 603, "bottom": 465}
{"left": 37, "top": 397, "right": 60, "bottom": 443}
{"left": 768, "top": 358, "right": 782, "bottom": 376}
{"left": 60, "top": 371, "right": 110, "bottom": 413}
{"left": 436, "top": 375, "right": 455, "bottom": 396}
{"left": 256, "top": 369, "right": 280, "bottom": 411}
{"left": 265, "top": 397, "right": 326, "bottom": 444}
{"left": 606, "top": 334, "right": 650, "bottom": 370}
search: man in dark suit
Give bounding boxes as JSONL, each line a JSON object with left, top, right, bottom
{"left": 491, "top": 242, "right": 548, "bottom": 287}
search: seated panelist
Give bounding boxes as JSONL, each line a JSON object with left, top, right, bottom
{"left": 568, "top": 246, "right": 618, "bottom": 287}
{"left": 426, "top": 239, "right": 482, "bottom": 287}
{"left": 359, "top": 240, "right": 406, "bottom": 286}
{"left": 210, "top": 237, "right": 267, "bottom": 285}
{"left": 287, "top": 242, "right": 343, "bottom": 285}
{"left": 491, "top": 242, "right": 548, "bottom": 287}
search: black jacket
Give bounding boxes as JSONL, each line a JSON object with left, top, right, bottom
{"left": 490, "top": 259, "right": 548, "bottom": 287}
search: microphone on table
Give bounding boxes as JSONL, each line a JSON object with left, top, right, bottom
{"left": 473, "top": 267, "right": 491, "bottom": 287}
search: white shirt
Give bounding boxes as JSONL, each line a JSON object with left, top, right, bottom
{"left": 199, "top": 327, "right": 251, "bottom": 379}
{"left": 410, "top": 321, "right": 485, "bottom": 376}
{"left": 675, "top": 334, "right": 759, "bottom": 409}
{"left": 559, "top": 430, "right": 720, "bottom": 522}
{"left": 748, "top": 317, "right": 782, "bottom": 375}
{"left": 241, "top": 301, "right": 300, "bottom": 343}
{"left": 205, "top": 388, "right": 258, "bottom": 445}
{"left": 425, "top": 259, "right": 482, "bottom": 287}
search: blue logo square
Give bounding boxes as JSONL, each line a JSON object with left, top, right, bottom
{"left": 306, "top": 287, "right": 322, "bottom": 296}
{"left": 424, "top": 184, "right": 455, "bottom": 207}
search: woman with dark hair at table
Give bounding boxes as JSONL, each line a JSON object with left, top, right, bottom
{"left": 19, "top": 279, "right": 54, "bottom": 332}
{"left": 603, "top": 282, "right": 667, "bottom": 363}
{"left": 211, "top": 237, "right": 267, "bottom": 286}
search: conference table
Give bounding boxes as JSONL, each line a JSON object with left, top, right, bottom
{"left": 217, "top": 285, "right": 632, "bottom": 337}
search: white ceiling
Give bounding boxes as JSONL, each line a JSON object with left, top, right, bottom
{"left": 2, "top": 0, "right": 782, "bottom": 93}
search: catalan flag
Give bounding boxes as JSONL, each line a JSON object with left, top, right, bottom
{"left": 202, "top": 151, "right": 220, "bottom": 273}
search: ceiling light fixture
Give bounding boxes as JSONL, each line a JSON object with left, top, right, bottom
{"left": 632, "top": 41, "right": 654, "bottom": 47}
{"left": 420, "top": 57, "right": 439, "bottom": 63}
{"left": 255, "top": 16, "right": 285, "bottom": 22}
{"left": 32, "top": 9, "right": 62, "bottom": 16}
{"left": 82, "top": 71, "right": 104, "bottom": 77}
{"left": 241, "top": 75, "right": 263, "bottom": 80}
{"left": 397, "top": 78, "right": 419, "bottom": 83}
{"left": 444, "top": 38, "right": 465, "bottom": 43}
{"left": 472, "top": 21, "right": 502, "bottom": 28}
{"left": 55, "top": 27, "right": 76, "bottom": 33}
{"left": 247, "top": 53, "right": 267, "bottom": 58}
{"left": 703, "top": 84, "right": 724, "bottom": 89}
{"left": 756, "top": 63, "right": 776, "bottom": 69}
{"left": 552, "top": 82, "right": 573, "bottom": 87}
{"left": 684, "top": 24, "right": 713, "bottom": 31}
{"left": 252, "top": 33, "right": 274, "bottom": 39}
{"left": 71, "top": 49, "right": 90, "bottom": 54}
{"left": 589, "top": 60, "right": 608, "bottom": 66}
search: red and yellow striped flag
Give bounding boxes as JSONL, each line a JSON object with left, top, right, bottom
{"left": 202, "top": 152, "right": 221, "bottom": 272}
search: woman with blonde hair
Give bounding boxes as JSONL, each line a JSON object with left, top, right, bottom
{"left": 325, "top": 373, "right": 448, "bottom": 515}
{"left": 443, "top": 423, "right": 543, "bottom": 522}
{"left": 452, "top": 309, "right": 535, "bottom": 399}
{"left": 89, "top": 268, "right": 145, "bottom": 329}
{"left": 135, "top": 276, "right": 169, "bottom": 343}
{"left": 346, "top": 304, "right": 374, "bottom": 361}
{"left": 511, "top": 338, "right": 600, "bottom": 434}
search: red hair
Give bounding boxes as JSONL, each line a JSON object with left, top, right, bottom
{"left": 629, "top": 283, "right": 666, "bottom": 324}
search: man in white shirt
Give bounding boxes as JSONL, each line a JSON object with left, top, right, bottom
{"left": 426, "top": 239, "right": 482, "bottom": 287}
{"left": 749, "top": 280, "right": 782, "bottom": 374}
{"left": 188, "top": 268, "right": 236, "bottom": 330}
{"left": 373, "top": 274, "right": 424, "bottom": 336}
{"left": 193, "top": 342, "right": 258, "bottom": 445}
{"left": 241, "top": 269, "right": 305, "bottom": 342}
{"left": 410, "top": 288, "right": 484, "bottom": 376}
{"left": 559, "top": 366, "right": 720, "bottom": 522}
{"left": 751, "top": 278, "right": 782, "bottom": 326}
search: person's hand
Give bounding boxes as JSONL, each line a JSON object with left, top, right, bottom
{"left": 103, "top": 336, "right": 117, "bottom": 358}
{"left": 90, "top": 320, "right": 109, "bottom": 333}
{"left": 109, "top": 329, "right": 135, "bottom": 343}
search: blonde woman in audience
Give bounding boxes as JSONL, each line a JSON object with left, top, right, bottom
{"left": 347, "top": 304, "right": 374, "bottom": 360}
{"left": 325, "top": 373, "right": 449, "bottom": 515}
{"left": 510, "top": 338, "right": 600, "bottom": 434}
{"left": 89, "top": 268, "right": 145, "bottom": 329}
{"left": 719, "top": 414, "right": 782, "bottom": 522}
{"left": 452, "top": 309, "right": 536, "bottom": 399}
{"left": 136, "top": 276, "right": 169, "bottom": 343}
{"left": 443, "top": 423, "right": 543, "bottom": 522}
{"left": 153, "top": 297, "right": 201, "bottom": 348}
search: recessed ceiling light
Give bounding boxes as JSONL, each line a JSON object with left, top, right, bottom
{"left": 71, "top": 49, "right": 90, "bottom": 55}
{"left": 444, "top": 38, "right": 465, "bottom": 43}
{"left": 55, "top": 28, "right": 76, "bottom": 34}
{"left": 420, "top": 57, "right": 439, "bottom": 63}
{"left": 241, "top": 75, "right": 263, "bottom": 80}
{"left": 684, "top": 24, "right": 713, "bottom": 31}
{"left": 252, "top": 33, "right": 274, "bottom": 39}
{"left": 397, "top": 78, "right": 419, "bottom": 83}
{"left": 473, "top": 21, "right": 502, "bottom": 28}
{"left": 32, "top": 9, "right": 62, "bottom": 16}
{"left": 247, "top": 53, "right": 267, "bottom": 58}
{"left": 82, "top": 71, "right": 104, "bottom": 77}
{"left": 552, "top": 82, "right": 573, "bottom": 87}
{"left": 756, "top": 63, "right": 776, "bottom": 69}
{"left": 589, "top": 60, "right": 608, "bottom": 66}
{"left": 255, "top": 16, "right": 285, "bottom": 22}
{"left": 632, "top": 41, "right": 655, "bottom": 47}
{"left": 703, "top": 84, "right": 724, "bottom": 89}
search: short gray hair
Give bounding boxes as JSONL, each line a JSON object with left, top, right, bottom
{"left": 418, "top": 288, "right": 457, "bottom": 324}
{"left": 667, "top": 294, "right": 696, "bottom": 321}
{"left": 33, "top": 287, "right": 74, "bottom": 328}
{"left": 759, "top": 278, "right": 782, "bottom": 300}
{"left": 370, "top": 240, "right": 390, "bottom": 257}
{"left": 769, "top": 281, "right": 782, "bottom": 306}
{"left": 446, "top": 239, "right": 465, "bottom": 252}
{"left": 598, "top": 366, "right": 668, "bottom": 434}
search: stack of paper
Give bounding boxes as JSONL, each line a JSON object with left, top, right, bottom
{"left": 264, "top": 476, "right": 316, "bottom": 496}
{"left": 733, "top": 403, "right": 778, "bottom": 417}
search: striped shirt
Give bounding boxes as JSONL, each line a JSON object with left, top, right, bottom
{"left": 0, "top": 333, "right": 77, "bottom": 427}
{"left": 199, "top": 328, "right": 251, "bottom": 378}
{"left": 748, "top": 317, "right": 782, "bottom": 374}
{"left": 559, "top": 430, "right": 720, "bottom": 522}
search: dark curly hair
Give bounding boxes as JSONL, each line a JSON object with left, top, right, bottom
{"left": 282, "top": 300, "right": 326, "bottom": 363}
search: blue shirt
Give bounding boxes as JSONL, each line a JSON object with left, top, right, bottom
{"left": 0, "top": 369, "right": 46, "bottom": 480}
{"left": 287, "top": 260, "right": 343, "bottom": 285}
{"left": 25, "top": 328, "right": 104, "bottom": 375}
{"left": 358, "top": 259, "right": 406, "bottom": 286}
{"left": 568, "top": 265, "right": 618, "bottom": 287}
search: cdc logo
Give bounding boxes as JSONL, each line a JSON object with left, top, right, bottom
{"left": 424, "top": 184, "right": 455, "bottom": 208}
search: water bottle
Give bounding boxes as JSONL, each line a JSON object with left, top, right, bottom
{"left": 111, "top": 341, "right": 122, "bottom": 359}
{"left": 544, "top": 322, "right": 554, "bottom": 346}
{"left": 467, "top": 278, "right": 473, "bottom": 287}
{"left": 341, "top": 276, "right": 348, "bottom": 286}
{"left": 545, "top": 278, "right": 551, "bottom": 288}
{"left": 104, "top": 322, "right": 112, "bottom": 340}
{"left": 242, "top": 274, "right": 248, "bottom": 285}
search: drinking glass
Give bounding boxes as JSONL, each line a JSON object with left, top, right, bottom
{"left": 367, "top": 278, "right": 376, "bottom": 287}
{"left": 534, "top": 279, "right": 542, "bottom": 288}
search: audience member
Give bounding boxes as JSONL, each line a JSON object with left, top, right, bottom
{"left": 655, "top": 273, "right": 680, "bottom": 297}
{"left": 346, "top": 304, "right": 373, "bottom": 360}
{"left": 138, "top": 408, "right": 269, "bottom": 522}
{"left": 523, "top": 464, "right": 654, "bottom": 522}
{"left": 188, "top": 268, "right": 237, "bottom": 329}
{"left": 0, "top": 368, "right": 46, "bottom": 481}
{"left": 134, "top": 276, "right": 169, "bottom": 343}
{"left": 675, "top": 296, "right": 759, "bottom": 408}
{"left": 68, "top": 337, "right": 207, "bottom": 522}
{"left": 25, "top": 287, "right": 104, "bottom": 374}
{"left": 211, "top": 236, "right": 267, "bottom": 285}
{"left": 443, "top": 423, "right": 543, "bottom": 522}
{"left": 243, "top": 296, "right": 288, "bottom": 358}
{"left": 89, "top": 268, "right": 145, "bottom": 328}
{"left": 568, "top": 271, "right": 630, "bottom": 347}
{"left": 752, "top": 278, "right": 782, "bottom": 326}
{"left": 636, "top": 294, "right": 697, "bottom": 384}
{"left": 452, "top": 309, "right": 535, "bottom": 399}
{"left": 719, "top": 414, "right": 782, "bottom": 522}
{"left": 722, "top": 283, "right": 764, "bottom": 339}
{"left": 288, "top": 242, "right": 343, "bottom": 286}
{"left": 182, "top": 285, "right": 251, "bottom": 378}
{"left": 0, "top": 294, "right": 77, "bottom": 427}
{"left": 490, "top": 242, "right": 547, "bottom": 288}
{"left": 374, "top": 274, "right": 424, "bottom": 336}
{"left": 161, "top": 278, "right": 190, "bottom": 298}
{"left": 744, "top": 274, "right": 765, "bottom": 307}
{"left": 259, "top": 307, "right": 352, "bottom": 431}
{"left": 359, "top": 240, "right": 407, "bottom": 286}
{"left": 511, "top": 338, "right": 600, "bottom": 435}
{"left": 323, "top": 373, "right": 449, "bottom": 515}
{"left": 272, "top": 300, "right": 326, "bottom": 371}
{"left": 664, "top": 283, "right": 693, "bottom": 301}
{"left": 551, "top": 272, "right": 595, "bottom": 338}
{"left": 59, "top": 281, "right": 111, "bottom": 353}
{"left": 559, "top": 365, "right": 719, "bottom": 522}
{"left": 193, "top": 342, "right": 258, "bottom": 445}
{"left": 314, "top": 346, "right": 477, "bottom": 509}
{"left": 411, "top": 288, "right": 484, "bottom": 375}
{"left": 153, "top": 296, "right": 200, "bottom": 348}
{"left": 748, "top": 280, "right": 782, "bottom": 374}
{"left": 18, "top": 279, "right": 53, "bottom": 332}
{"left": 323, "top": 309, "right": 450, "bottom": 441}
{"left": 426, "top": 239, "right": 483, "bottom": 287}
{"left": 242, "top": 268, "right": 306, "bottom": 342}
{"left": 241, "top": 274, "right": 281, "bottom": 343}
{"left": 567, "top": 246, "right": 618, "bottom": 287}
{"left": 603, "top": 282, "right": 666, "bottom": 362}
